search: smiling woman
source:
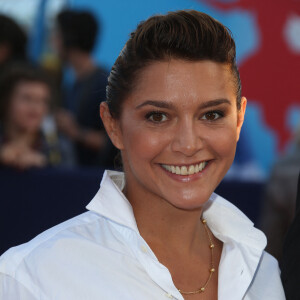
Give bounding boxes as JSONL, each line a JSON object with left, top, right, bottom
{"left": 0, "top": 10, "right": 285, "bottom": 300}
{"left": 104, "top": 60, "right": 243, "bottom": 211}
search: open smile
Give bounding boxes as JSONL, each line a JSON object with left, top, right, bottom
{"left": 161, "top": 161, "right": 209, "bottom": 176}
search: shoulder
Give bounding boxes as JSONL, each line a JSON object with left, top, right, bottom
{"left": 0, "top": 201, "right": 140, "bottom": 299}
{"left": 0, "top": 211, "right": 107, "bottom": 299}
{"left": 246, "top": 251, "right": 286, "bottom": 299}
{"left": 205, "top": 194, "right": 286, "bottom": 299}
{"left": 0, "top": 211, "right": 100, "bottom": 277}
{"left": 209, "top": 194, "right": 285, "bottom": 298}
{"left": 258, "top": 251, "right": 281, "bottom": 274}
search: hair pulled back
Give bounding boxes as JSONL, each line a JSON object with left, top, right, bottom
{"left": 106, "top": 10, "right": 241, "bottom": 118}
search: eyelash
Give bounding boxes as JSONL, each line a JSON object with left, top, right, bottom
{"left": 201, "top": 110, "right": 224, "bottom": 121}
{"left": 145, "top": 110, "right": 225, "bottom": 123}
{"left": 145, "top": 111, "right": 168, "bottom": 123}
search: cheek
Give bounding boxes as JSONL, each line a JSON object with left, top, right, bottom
{"left": 122, "top": 125, "right": 168, "bottom": 163}
{"left": 9, "top": 101, "right": 47, "bottom": 129}
{"left": 205, "top": 125, "right": 238, "bottom": 159}
{"left": 8, "top": 101, "right": 27, "bottom": 122}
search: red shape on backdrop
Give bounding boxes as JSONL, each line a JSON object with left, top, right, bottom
{"left": 200, "top": 0, "right": 300, "bottom": 149}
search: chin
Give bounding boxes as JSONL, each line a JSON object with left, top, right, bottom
{"left": 171, "top": 202, "right": 206, "bottom": 212}
{"left": 166, "top": 193, "right": 211, "bottom": 211}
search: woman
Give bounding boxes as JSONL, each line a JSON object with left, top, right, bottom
{"left": 0, "top": 10, "right": 285, "bottom": 299}
{"left": 0, "top": 63, "right": 74, "bottom": 169}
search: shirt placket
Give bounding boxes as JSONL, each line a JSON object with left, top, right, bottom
{"left": 131, "top": 233, "right": 184, "bottom": 300}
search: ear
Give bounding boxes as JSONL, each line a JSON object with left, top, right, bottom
{"left": 100, "top": 102, "right": 124, "bottom": 150}
{"left": 236, "top": 97, "right": 247, "bottom": 142}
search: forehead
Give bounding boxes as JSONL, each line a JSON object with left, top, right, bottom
{"left": 127, "top": 59, "right": 236, "bottom": 109}
{"left": 14, "top": 80, "right": 49, "bottom": 93}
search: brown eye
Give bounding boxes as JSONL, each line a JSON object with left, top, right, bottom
{"left": 202, "top": 111, "right": 222, "bottom": 121}
{"left": 147, "top": 112, "right": 168, "bottom": 123}
{"left": 205, "top": 112, "right": 217, "bottom": 120}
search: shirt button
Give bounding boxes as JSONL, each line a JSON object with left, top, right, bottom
{"left": 141, "top": 245, "right": 148, "bottom": 253}
{"left": 165, "top": 293, "right": 173, "bottom": 298}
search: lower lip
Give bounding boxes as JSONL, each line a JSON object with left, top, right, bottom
{"left": 159, "top": 162, "right": 211, "bottom": 183}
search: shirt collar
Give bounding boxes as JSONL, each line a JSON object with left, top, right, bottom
{"left": 202, "top": 193, "right": 267, "bottom": 299}
{"left": 87, "top": 170, "right": 266, "bottom": 251}
{"left": 87, "top": 171, "right": 267, "bottom": 299}
{"left": 203, "top": 193, "right": 267, "bottom": 251}
{"left": 86, "top": 170, "right": 139, "bottom": 233}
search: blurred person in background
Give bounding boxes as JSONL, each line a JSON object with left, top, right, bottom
{"left": 0, "top": 63, "right": 74, "bottom": 169}
{"left": 53, "top": 9, "right": 116, "bottom": 168}
{"left": 281, "top": 173, "right": 300, "bottom": 300}
{"left": 260, "top": 123, "right": 300, "bottom": 260}
{"left": 0, "top": 15, "right": 27, "bottom": 72}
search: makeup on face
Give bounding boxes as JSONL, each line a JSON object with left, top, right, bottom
{"left": 108, "top": 59, "right": 246, "bottom": 210}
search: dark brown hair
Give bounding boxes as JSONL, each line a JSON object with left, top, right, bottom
{"left": 0, "top": 15, "right": 27, "bottom": 62}
{"left": 56, "top": 10, "right": 99, "bottom": 53}
{"left": 0, "top": 63, "right": 53, "bottom": 123}
{"left": 106, "top": 10, "right": 241, "bottom": 118}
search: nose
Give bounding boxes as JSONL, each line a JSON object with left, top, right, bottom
{"left": 171, "top": 117, "right": 203, "bottom": 156}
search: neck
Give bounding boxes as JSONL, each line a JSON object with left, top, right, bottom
{"left": 68, "top": 51, "right": 96, "bottom": 79}
{"left": 124, "top": 184, "right": 206, "bottom": 255}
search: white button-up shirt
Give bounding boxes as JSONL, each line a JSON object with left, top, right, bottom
{"left": 0, "top": 170, "right": 285, "bottom": 299}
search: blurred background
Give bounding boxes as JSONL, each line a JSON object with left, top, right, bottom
{"left": 0, "top": 0, "right": 299, "bottom": 261}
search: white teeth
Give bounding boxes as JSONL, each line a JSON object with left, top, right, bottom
{"left": 181, "top": 166, "right": 187, "bottom": 175}
{"left": 188, "top": 165, "right": 195, "bottom": 175}
{"left": 162, "top": 162, "right": 208, "bottom": 175}
{"left": 199, "top": 162, "right": 205, "bottom": 171}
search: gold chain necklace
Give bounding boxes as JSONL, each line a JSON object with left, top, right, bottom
{"left": 178, "top": 218, "right": 215, "bottom": 295}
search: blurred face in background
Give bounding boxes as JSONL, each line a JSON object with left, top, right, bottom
{"left": 6, "top": 80, "right": 50, "bottom": 133}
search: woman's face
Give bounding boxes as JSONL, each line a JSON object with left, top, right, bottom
{"left": 7, "top": 81, "right": 50, "bottom": 133}
{"left": 103, "top": 59, "right": 246, "bottom": 210}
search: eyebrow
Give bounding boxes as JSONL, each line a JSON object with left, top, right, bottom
{"left": 135, "top": 98, "right": 231, "bottom": 110}
{"left": 136, "top": 100, "right": 175, "bottom": 110}
{"left": 199, "top": 99, "right": 231, "bottom": 109}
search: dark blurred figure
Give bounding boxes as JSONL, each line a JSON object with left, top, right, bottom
{"left": 0, "top": 63, "right": 74, "bottom": 169}
{"left": 281, "top": 173, "right": 300, "bottom": 300}
{"left": 260, "top": 125, "right": 300, "bottom": 260}
{"left": 53, "top": 10, "right": 116, "bottom": 167}
{"left": 0, "top": 15, "right": 27, "bottom": 71}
